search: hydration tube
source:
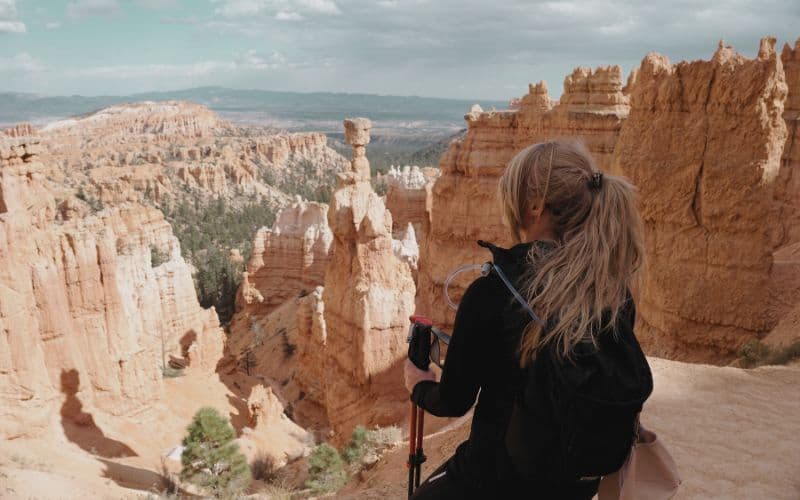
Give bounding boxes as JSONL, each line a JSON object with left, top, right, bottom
{"left": 443, "top": 263, "right": 489, "bottom": 311}
{"left": 442, "top": 262, "right": 545, "bottom": 326}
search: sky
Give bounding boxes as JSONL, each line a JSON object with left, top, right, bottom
{"left": 0, "top": 0, "right": 798, "bottom": 100}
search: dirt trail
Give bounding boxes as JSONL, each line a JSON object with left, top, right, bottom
{"left": 339, "top": 357, "right": 800, "bottom": 500}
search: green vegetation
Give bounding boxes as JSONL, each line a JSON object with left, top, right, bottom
{"left": 76, "top": 187, "right": 104, "bottom": 214}
{"left": 737, "top": 340, "right": 800, "bottom": 368}
{"left": 180, "top": 407, "right": 251, "bottom": 496}
{"left": 305, "top": 443, "right": 347, "bottom": 494}
{"left": 341, "top": 425, "right": 368, "bottom": 464}
{"left": 161, "top": 196, "right": 276, "bottom": 325}
{"left": 274, "top": 158, "right": 336, "bottom": 203}
{"left": 161, "top": 366, "right": 185, "bottom": 378}
{"left": 150, "top": 246, "right": 169, "bottom": 268}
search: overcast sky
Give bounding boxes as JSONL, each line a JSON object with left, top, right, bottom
{"left": 0, "top": 0, "right": 798, "bottom": 100}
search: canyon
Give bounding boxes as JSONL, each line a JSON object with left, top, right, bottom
{"left": 0, "top": 37, "right": 799, "bottom": 500}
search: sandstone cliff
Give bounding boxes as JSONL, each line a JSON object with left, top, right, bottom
{"left": 384, "top": 165, "right": 440, "bottom": 237}
{"left": 40, "top": 101, "right": 226, "bottom": 137}
{"left": 416, "top": 66, "right": 630, "bottom": 332}
{"left": 322, "top": 118, "right": 416, "bottom": 440}
{"left": 0, "top": 139, "right": 224, "bottom": 440}
{"left": 31, "top": 102, "right": 347, "bottom": 208}
{"left": 610, "top": 39, "right": 788, "bottom": 360}
{"left": 235, "top": 197, "right": 333, "bottom": 317}
{"left": 775, "top": 39, "right": 800, "bottom": 247}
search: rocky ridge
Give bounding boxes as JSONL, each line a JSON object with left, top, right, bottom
{"left": 0, "top": 139, "right": 224, "bottom": 440}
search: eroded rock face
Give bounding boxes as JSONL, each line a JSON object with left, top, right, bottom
{"left": 775, "top": 39, "right": 800, "bottom": 247}
{"left": 3, "top": 123, "right": 37, "bottom": 138}
{"left": 0, "top": 141, "right": 224, "bottom": 439}
{"left": 31, "top": 102, "right": 347, "bottom": 208}
{"left": 416, "top": 67, "right": 630, "bottom": 332}
{"left": 40, "top": 101, "right": 226, "bottom": 137}
{"left": 384, "top": 165, "right": 440, "bottom": 238}
{"left": 322, "top": 118, "right": 416, "bottom": 439}
{"left": 235, "top": 196, "right": 333, "bottom": 317}
{"left": 610, "top": 39, "right": 788, "bottom": 360}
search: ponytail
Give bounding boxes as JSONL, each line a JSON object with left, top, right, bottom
{"left": 498, "top": 140, "right": 645, "bottom": 365}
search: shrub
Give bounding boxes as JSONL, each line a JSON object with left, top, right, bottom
{"left": 305, "top": 443, "right": 347, "bottom": 494}
{"left": 250, "top": 452, "right": 279, "bottom": 483}
{"left": 342, "top": 425, "right": 368, "bottom": 464}
{"left": 738, "top": 340, "right": 800, "bottom": 368}
{"left": 150, "top": 246, "right": 169, "bottom": 267}
{"left": 180, "top": 407, "right": 251, "bottom": 496}
{"left": 162, "top": 366, "right": 184, "bottom": 378}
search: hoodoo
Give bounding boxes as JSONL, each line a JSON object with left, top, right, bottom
{"left": 322, "top": 118, "right": 416, "bottom": 440}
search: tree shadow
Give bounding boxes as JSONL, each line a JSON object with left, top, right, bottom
{"left": 98, "top": 458, "right": 194, "bottom": 496}
{"left": 60, "top": 369, "right": 137, "bottom": 458}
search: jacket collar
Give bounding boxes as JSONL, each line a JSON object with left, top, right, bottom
{"left": 477, "top": 239, "right": 556, "bottom": 268}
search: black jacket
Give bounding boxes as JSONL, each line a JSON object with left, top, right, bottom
{"left": 411, "top": 240, "right": 652, "bottom": 492}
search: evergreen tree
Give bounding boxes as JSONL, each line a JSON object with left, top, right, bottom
{"left": 180, "top": 407, "right": 250, "bottom": 496}
{"left": 305, "top": 443, "right": 347, "bottom": 493}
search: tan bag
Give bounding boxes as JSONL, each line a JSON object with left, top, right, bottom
{"left": 597, "top": 423, "right": 681, "bottom": 500}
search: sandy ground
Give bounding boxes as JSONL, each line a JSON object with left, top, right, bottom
{"left": 0, "top": 369, "right": 309, "bottom": 499}
{"left": 339, "top": 357, "right": 800, "bottom": 500}
{"left": 1, "top": 358, "right": 797, "bottom": 499}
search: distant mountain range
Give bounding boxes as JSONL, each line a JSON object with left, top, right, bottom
{"left": 0, "top": 87, "right": 508, "bottom": 133}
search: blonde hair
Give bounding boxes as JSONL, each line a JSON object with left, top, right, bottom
{"left": 498, "top": 139, "right": 644, "bottom": 365}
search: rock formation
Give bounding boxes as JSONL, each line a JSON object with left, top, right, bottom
{"left": 384, "top": 165, "right": 439, "bottom": 237}
{"left": 3, "top": 122, "right": 37, "bottom": 138}
{"left": 235, "top": 197, "right": 333, "bottom": 317}
{"left": 775, "top": 39, "right": 800, "bottom": 247}
{"left": 322, "top": 118, "right": 416, "bottom": 439}
{"left": 40, "top": 101, "right": 226, "bottom": 137}
{"left": 0, "top": 139, "right": 224, "bottom": 440}
{"left": 610, "top": 38, "right": 788, "bottom": 360}
{"left": 30, "top": 102, "right": 347, "bottom": 208}
{"left": 416, "top": 66, "right": 630, "bottom": 332}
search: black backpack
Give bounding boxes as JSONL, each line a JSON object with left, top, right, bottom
{"left": 503, "top": 302, "right": 653, "bottom": 483}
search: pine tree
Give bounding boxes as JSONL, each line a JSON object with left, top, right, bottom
{"left": 180, "top": 407, "right": 250, "bottom": 496}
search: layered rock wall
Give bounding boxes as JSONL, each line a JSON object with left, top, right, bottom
{"left": 384, "top": 165, "right": 439, "bottom": 237}
{"left": 236, "top": 197, "right": 333, "bottom": 317}
{"left": 610, "top": 39, "right": 788, "bottom": 359}
{"left": 417, "top": 67, "right": 630, "bottom": 331}
{"left": 0, "top": 141, "right": 224, "bottom": 439}
{"left": 775, "top": 40, "right": 800, "bottom": 247}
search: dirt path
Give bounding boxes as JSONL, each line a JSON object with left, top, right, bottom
{"left": 340, "top": 357, "right": 800, "bottom": 500}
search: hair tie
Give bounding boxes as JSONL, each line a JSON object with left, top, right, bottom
{"left": 588, "top": 171, "right": 603, "bottom": 191}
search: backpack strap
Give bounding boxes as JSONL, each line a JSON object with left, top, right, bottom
{"left": 488, "top": 262, "right": 545, "bottom": 327}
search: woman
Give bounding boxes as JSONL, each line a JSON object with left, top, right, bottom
{"left": 404, "top": 140, "right": 653, "bottom": 499}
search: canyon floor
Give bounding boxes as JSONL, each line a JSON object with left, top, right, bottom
{"left": 0, "top": 358, "right": 797, "bottom": 499}
{"left": 340, "top": 357, "right": 800, "bottom": 500}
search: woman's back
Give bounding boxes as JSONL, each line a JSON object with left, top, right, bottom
{"left": 406, "top": 140, "right": 651, "bottom": 499}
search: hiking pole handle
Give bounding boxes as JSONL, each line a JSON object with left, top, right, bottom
{"left": 407, "top": 316, "right": 432, "bottom": 371}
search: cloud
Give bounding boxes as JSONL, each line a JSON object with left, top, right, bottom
{"left": 297, "top": 0, "right": 340, "bottom": 14}
{"left": 136, "top": 0, "right": 179, "bottom": 8}
{"left": 0, "top": 52, "right": 44, "bottom": 73}
{"left": 45, "top": 21, "right": 62, "bottom": 29}
{"left": 0, "top": 0, "right": 25, "bottom": 33}
{"left": 276, "top": 10, "right": 303, "bottom": 21}
{"left": 213, "top": 0, "right": 268, "bottom": 17}
{"left": 213, "top": 0, "right": 340, "bottom": 19}
{"left": 66, "top": 0, "right": 122, "bottom": 20}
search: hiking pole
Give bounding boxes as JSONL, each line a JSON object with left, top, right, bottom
{"left": 414, "top": 405, "right": 425, "bottom": 489}
{"left": 407, "top": 315, "right": 432, "bottom": 498}
{"left": 408, "top": 400, "right": 418, "bottom": 497}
